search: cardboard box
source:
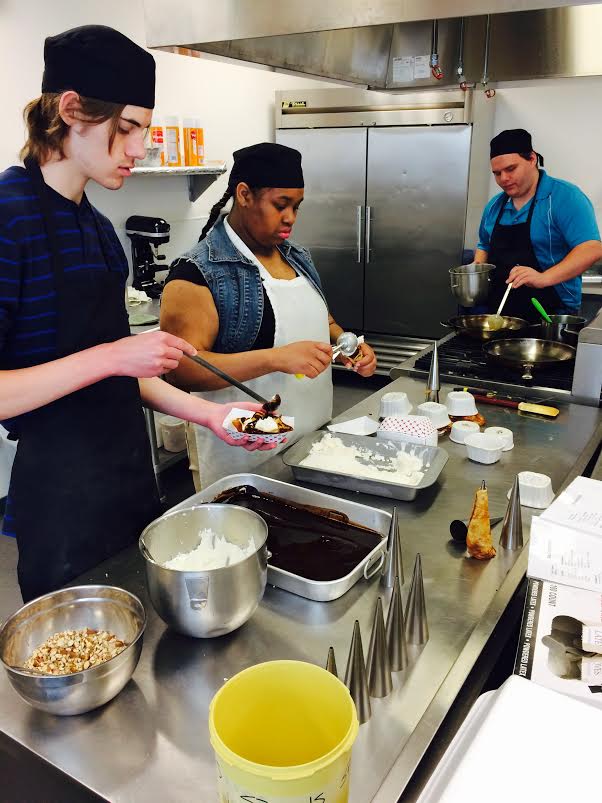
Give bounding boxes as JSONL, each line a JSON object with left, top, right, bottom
{"left": 514, "top": 577, "right": 602, "bottom": 706}
{"left": 528, "top": 476, "right": 602, "bottom": 592}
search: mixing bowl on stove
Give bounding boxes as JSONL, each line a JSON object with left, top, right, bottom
{"left": 140, "top": 504, "right": 268, "bottom": 638}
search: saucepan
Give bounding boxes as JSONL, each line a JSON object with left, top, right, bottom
{"left": 441, "top": 314, "right": 529, "bottom": 341}
{"left": 449, "top": 263, "right": 495, "bottom": 307}
{"left": 531, "top": 315, "right": 587, "bottom": 347}
{"left": 482, "top": 338, "right": 576, "bottom": 381}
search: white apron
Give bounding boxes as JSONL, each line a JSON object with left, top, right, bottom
{"left": 189, "top": 219, "right": 333, "bottom": 489}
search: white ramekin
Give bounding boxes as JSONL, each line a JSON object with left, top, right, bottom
{"left": 417, "top": 401, "right": 451, "bottom": 430}
{"left": 450, "top": 420, "right": 481, "bottom": 444}
{"left": 485, "top": 426, "right": 514, "bottom": 451}
{"left": 464, "top": 432, "right": 504, "bottom": 464}
{"left": 379, "top": 391, "right": 413, "bottom": 419}
{"left": 508, "top": 471, "right": 555, "bottom": 508}
{"left": 446, "top": 391, "right": 478, "bottom": 417}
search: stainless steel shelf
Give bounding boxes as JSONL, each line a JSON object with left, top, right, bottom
{"left": 130, "top": 162, "right": 227, "bottom": 201}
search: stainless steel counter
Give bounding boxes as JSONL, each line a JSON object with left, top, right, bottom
{"left": 0, "top": 376, "right": 600, "bottom": 803}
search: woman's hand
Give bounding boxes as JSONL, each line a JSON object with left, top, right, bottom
{"left": 191, "top": 400, "right": 278, "bottom": 451}
{"left": 272, "top": 341, "right": 332, "bottom": 378}
{"left": 341, "top": 342, "right": 377, "bottom": 377}
{"left": 106, "top": 331, "right": 197, "bottom": 378}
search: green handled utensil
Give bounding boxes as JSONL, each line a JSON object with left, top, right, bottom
{"left": 531, "top": 297, "right": 553, "bottom": 323}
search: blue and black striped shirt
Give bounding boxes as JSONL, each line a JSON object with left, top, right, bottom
{"left": 0, "top": 165, "right": 128, "bottom": 368}
{"left": 0, "top": 164, "right": 129, "bottom": 536}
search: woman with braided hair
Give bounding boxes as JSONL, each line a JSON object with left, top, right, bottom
{"left": 160, "top": 142, "right": 377, "bottom": 489}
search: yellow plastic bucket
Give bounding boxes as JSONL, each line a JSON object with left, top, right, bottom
{"left": 209, "top": 660, "right": 359, "bottom": 802}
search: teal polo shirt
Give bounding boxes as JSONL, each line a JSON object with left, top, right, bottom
{"left": 477, "top": 170, "right": 600, "bottom": 309}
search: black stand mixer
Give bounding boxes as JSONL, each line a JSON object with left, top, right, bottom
{"left": 125, "top": 215, "right": 170, "bottom": 299}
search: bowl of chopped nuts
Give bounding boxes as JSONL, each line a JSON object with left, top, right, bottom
{"left": 0, "top": 585, "right": 145, "bottom": 716}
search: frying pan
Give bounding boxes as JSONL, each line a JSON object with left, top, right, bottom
{"left": 442, "top": 314, "right": 529, "bottom": 341}
{"left": 482, "top": 338, "right": 576, "bottom": 380}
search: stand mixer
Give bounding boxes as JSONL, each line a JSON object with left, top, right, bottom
{"left": 125, "top": 215, "right": 170, "bottom": 299}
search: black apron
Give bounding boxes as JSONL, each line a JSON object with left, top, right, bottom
{"left": 11, "top": 159, "right": 160, "bottom": 602}
{"left": 487, "top": 173, "right": 562, "bottom": 323}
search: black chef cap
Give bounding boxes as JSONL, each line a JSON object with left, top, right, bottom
{"left": 490, "top": 128, "right": 544, "bottom": 166}
{"left": 228, "top": 143, "right": 304, "bottom": 190}
{"left": 42, "top": 25, "right": 155, "bottom": 109}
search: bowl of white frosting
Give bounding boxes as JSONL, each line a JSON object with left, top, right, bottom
{"left": 140, "top": 504, "right": 269, "bottom": 638}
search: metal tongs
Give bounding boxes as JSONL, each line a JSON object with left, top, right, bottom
{"left": 331, "top": 332, "right": 364, "bottom": 363}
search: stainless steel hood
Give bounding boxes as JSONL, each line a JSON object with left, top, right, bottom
{"left": 143, "top": 1, "right": 602, "bottom": 89}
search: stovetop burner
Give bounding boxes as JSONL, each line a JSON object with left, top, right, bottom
{"left": 413, "top": 334, "right": 575, "bottom": 393}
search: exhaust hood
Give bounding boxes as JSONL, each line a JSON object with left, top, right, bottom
{"left": 143, "top": 1, "right": 602, "bottom": 89}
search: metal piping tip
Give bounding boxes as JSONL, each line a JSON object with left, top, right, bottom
{"left": 344, "top": 620, "right": 371, "bottom": 723}
{"left": 366, "top": 597, "right": 392, "bottom": 697}
{"left": 381, "top": 507, "right": 404, "bottom": 587}
{"left": 426, "top": 341, "right": 440, "bottom": 402}
{"left": 386, "top": 575, "right": 409, "bottom": 671}
{"left": 325, "top": 646, "right": 338, "bottom": 678}
{"left": 404, "top": 554, "right": 429, "bottom": 645}
{"left": 499, "top": 475, "right": 524, "bottom": 551}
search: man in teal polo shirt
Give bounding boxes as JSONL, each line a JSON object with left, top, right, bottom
{"left": 475, "top": 128, "right": 602, "bottom": 321}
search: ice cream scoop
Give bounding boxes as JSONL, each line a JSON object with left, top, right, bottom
{"left": 332, "top": 332, "right": 364, "bottom": 362}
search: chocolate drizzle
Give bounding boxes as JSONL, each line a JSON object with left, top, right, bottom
{"left": 211, "top": 485, "right": 383, "bottom": 581}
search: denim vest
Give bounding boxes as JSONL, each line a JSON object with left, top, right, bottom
{"left": 179, "top": 218, "right": 328, "bottom": 353}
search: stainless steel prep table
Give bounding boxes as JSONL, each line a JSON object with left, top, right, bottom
{"left": 0, "top": 376, "right": 600, "bottom": 803}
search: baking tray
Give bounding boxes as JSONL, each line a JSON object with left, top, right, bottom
{"left": 282, "top": 431, "right": 449, "bottom": 501}
{"left": 170, "top": 473, "right": 389, "bottom": 602}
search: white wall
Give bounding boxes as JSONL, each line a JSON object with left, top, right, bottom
{"left": 466, "top": 76, "right": 602, "bottom": 251}
{"left": 0, "top": 0, "right": 338, "bottom": 266}
{"left": 1, "top": 2, "right": 601, "bottom": 260}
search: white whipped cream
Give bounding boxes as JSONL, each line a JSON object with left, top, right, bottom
{"left": 251, "top": 416, "right": 280, "bottom": 434}
{"left": 300, "top": 434, "right": 424, "bottom": 486}
{"left": 163, "top": 528, "right": 256, "bottom": 571}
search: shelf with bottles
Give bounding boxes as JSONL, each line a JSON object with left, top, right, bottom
{"left": 130, "top": 161, "right": 227, "bottom": 202}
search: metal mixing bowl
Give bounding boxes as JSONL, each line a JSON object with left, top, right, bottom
{"left": 0, "top": 585, "right": 145, "bottom": 716}
{"left": 140, "top": 504, "right": 269, "bottom": 638}
{"left": 449, "top": 263, "right": 495, "bottom": 307}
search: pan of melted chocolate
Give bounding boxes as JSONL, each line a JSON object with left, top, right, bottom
{"left": 211, "top": 485, "right": 383, "bottom": 582}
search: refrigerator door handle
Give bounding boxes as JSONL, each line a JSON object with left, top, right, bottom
{"left": 356, "top": 205, "right": 363, "bottom": 263}
{"left": 365, "top": 205, "right": 372, "bottom": 264}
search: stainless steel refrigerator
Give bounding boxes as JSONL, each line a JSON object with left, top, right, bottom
{"left": 276, "top": 87, "right": 493, "bottom": 356}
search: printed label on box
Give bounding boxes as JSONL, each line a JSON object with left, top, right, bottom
{"left": 582, "top": 625, "right": 602, "bottom": 652}
{"left": 515, "top": 577, "right": 602, "bottom": 706}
